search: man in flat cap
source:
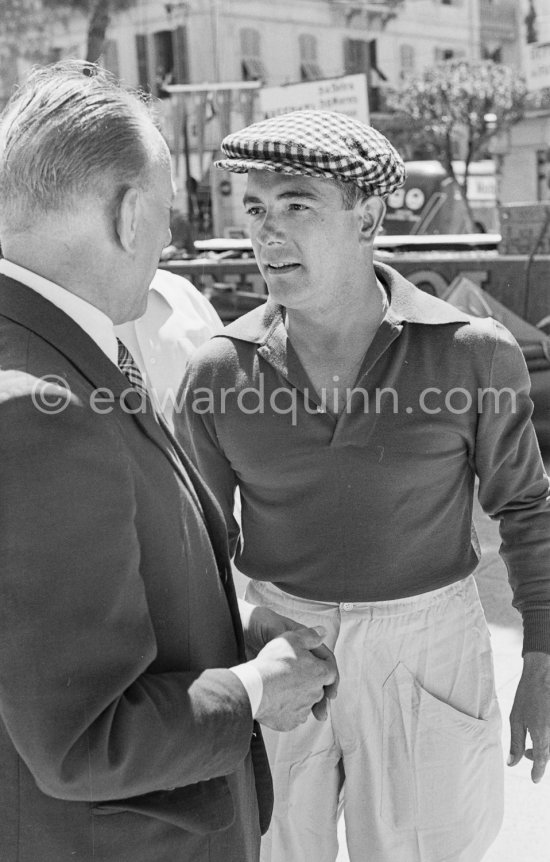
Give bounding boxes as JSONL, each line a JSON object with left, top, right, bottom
{"left": 176, "top": 110, "right": 550, "bottom": 862}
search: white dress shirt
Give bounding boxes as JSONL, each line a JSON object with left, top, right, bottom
{"left": 115, "top": 268, "right": 224, "bottom": 427}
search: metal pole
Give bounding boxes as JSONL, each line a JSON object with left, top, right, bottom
{"left": 182, "top": 99, "right": 194, "bottom": 225}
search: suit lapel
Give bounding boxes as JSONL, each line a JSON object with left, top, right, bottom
{"left": 0, "top": 275, "right": 245, "bottom": 654}
{"left": 0, "top": 275, "right": 131, "bottom": 399}
{"left": 155, "top": 411, "right": 246, "bottom": 658}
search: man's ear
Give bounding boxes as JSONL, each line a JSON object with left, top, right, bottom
{"left": 115, "top": 187, "right": 140, "bottom": 253}
{"left": 357, "top": 195, "right": 386, "bottom": 243}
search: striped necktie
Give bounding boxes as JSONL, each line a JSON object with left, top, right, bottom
{"left": 116, "top": 338, "right": 150, "bottom": 402}
{"left": 117, "top": 338, "right": 202, "bottom": 508}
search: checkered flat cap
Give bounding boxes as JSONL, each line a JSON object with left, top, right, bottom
{"left": 215, "top": 110, "right": 405, "bottom": 197}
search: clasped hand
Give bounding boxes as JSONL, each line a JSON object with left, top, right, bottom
{"left": 239, "top": 601, "right": 339, "bottom": 732}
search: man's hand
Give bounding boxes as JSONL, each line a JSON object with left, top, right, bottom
{"left": 239, "top": 600, "right": 339, "bottom": 720}
{"left": 239, "top": 600, "right": 306, "bottom": 657}
{"left": 251, "top": 628, "right": 339, "bottom": 731}
{"left": 509, "top": 651, "right": 550, "bottom": 783}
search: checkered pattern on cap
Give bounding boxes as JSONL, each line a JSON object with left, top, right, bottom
{"left": 215, "top": 110, "right": 405, "bottom": 197}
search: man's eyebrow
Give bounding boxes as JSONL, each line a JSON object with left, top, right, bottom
{"left": 243, "top": 189, "right": 320, "bottom": 205}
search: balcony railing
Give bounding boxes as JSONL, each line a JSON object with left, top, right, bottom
{"left": 330, "top": 0, "right": 405, "bottom": 28}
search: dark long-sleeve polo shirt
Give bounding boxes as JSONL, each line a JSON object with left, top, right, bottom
{"left": 177, "top": 263, "right": 550, "bottom": 653}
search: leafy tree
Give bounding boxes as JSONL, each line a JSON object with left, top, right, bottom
{"left": 42, "top": 0, "right": 135, "bottom": 62}
{"left": 0, "top": 0, "right": 54, "bottom": 106}
{"left": 387, "top": 60, "right": 528, "bottom": 218}
{"left": 0, "top": 0, "right": 134, "bottom": 93}
{"left": 0, "top": 0, "right": 50, "bottom": 62}
{"left": 83, "top": 0, "right": 112, "bottom": 62}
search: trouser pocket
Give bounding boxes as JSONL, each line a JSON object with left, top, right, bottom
{"left": 381, "top": 661, "right": 501, "bottom": 835}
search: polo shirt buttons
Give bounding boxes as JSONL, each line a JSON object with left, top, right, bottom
{"left": 342, "top": 602, "right": 354, "bottom": 611}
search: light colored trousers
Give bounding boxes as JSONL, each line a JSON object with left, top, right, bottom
{"left": 245, "top": 575, "right": 504, "bottom": 862}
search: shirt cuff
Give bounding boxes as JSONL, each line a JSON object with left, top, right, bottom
{"left": 229, "top": 662, "right": 264, "bottom": 718}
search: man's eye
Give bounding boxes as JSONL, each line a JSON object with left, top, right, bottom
{"left": 245, "top": 206, "right": 263, "bottom": 216}
{"left": 289, "top": 203, "right": 307, "bottom": 211}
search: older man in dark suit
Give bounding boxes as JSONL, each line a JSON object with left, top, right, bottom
{"left": 0, "top": 62, "right": 337, "bottom": 862}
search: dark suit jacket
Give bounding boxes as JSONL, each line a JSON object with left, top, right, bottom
{"left": 0, "top": 275, "right": 272, "bottom": 862}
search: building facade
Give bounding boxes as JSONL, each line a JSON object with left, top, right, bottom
{"left": 498, "top": 0, "right": 550, "bottom": 206}
{"left": 18, "top": 0, "right": 505, "bottom": 232}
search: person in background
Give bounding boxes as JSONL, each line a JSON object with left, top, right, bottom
{"left": 0, "top": 65, "right": 338, "bottom": 862}
{"left": 176, "top": 110, "right": 550, "bottom": 862}
{"left": 116, "top": 268, "right": 223, "bottom": 427}
{"left": 161, "top": 205, "right": 195, "bottom": 257}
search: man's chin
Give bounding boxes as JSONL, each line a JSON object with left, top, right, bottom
{"left": 134, "top": 295, "right": 150, "bottom": 321}
{"left": 116, "top": 293, "right": 149, "bottom": 325}
{"left": 264, "top": 273, "right": 295, "bottom": 296}
{"left": 265, "top": 284, "right": 288, "bottom": 305}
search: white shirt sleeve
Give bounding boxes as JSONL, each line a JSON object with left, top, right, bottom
{"left": 229, "top": 662, "right": 263, "bottom": 718}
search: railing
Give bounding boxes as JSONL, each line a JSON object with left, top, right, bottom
{"left": 329, "top": 0, "right": 405, "bottom": 26}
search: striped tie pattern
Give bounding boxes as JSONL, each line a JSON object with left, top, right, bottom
{"left": 116, "top": 338, "right": 149, "bottom": 401}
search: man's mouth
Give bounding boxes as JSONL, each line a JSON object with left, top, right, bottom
{"left": 265, "top": 262, "right": 300, "bottom": 274}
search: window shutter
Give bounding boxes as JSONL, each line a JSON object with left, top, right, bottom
{"left": 102, "top": 39, "right": 120, "bottom": 77}
{"left": 344, "top": 38, "right": 369, "bottom": 75}
{"left": 299, "top": 34, "right": 317, "bottom": 63}
{"left": 240, "top": 28, "right": 260, "bottom": 58}
{"left": 136, "top": 35, "right": 149, "bottom": 90}
{"left": 241, "top": 28, "right": 265, "bottom": 81}
{"left": 400, "top": 44, "right": 415, "bottom": 75}
{"left": 173, "top": 26, "right": 190, "bottom": 83}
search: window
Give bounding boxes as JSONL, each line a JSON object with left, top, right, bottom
{"left": 434, "top": 48, "right": 455, "bottom": 62}
{"left": 172, "top": 26, "right": 190, "bottom": 84}
{"left": 344, "top": 38, "right": 387, "bottom": 112}
{"left": 136, "top": 28, "right": 189, "bottom": 96}
{"left": 399, "top": 44, "right": 415, "bottom": 77}
{"left": 241, "top": 28, "right": 260, "bottom": 58}
{"left": 240, "top": 28, "right": 266, "bottom": 81}
{"left": 154, "top": 31, "right": 174, "bottom": 97}
{"left": 136, "top": 35, "right": 150, "bottom": 91}
{"left": 344, "top": 38, "right": 369, "bottom": 76}
{"left": 299, "top": 34, "right": 323, "bottom": 81}
{"left": 482, "top": 44, "right": 502, "bottom": 63}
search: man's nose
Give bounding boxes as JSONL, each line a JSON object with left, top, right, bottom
{"left": 256, "top": 212, "right": 285, "bottom": 245}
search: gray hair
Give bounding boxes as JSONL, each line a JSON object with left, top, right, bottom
{"left": 0, "top": 60, "right": 164, "bottom": 232}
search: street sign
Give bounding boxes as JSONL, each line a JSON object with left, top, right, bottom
{"left": 259, "top": 74, "right": 369, "bottom": 123}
